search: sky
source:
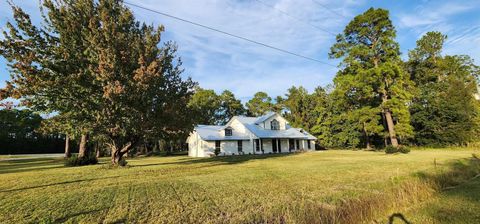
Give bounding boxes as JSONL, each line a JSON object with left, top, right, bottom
{"left": 1, "top": 0, "right": 479, "bottom": 102}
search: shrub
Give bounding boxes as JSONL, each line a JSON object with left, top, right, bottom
{"left": 118, "top": 158, "right": 128, "bottom": 167}
{"left": 64, "top": 154, "right": 98, "bottom": 167}
{"left": 398, "top": 145, "right": 410, "bottom": 154}
{"left": 385, "top": 145, "right": 410, "bottom": 154}
{"left": 385, "top": 146, "right": 398, "bottom": 154}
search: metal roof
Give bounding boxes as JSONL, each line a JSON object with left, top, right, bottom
{"left": 194, "top": 114, "right": 317, "bottom": 141}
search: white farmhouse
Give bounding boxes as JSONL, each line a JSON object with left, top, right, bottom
{"left": 187, "top": 112, "right": 317, "bottom": 157}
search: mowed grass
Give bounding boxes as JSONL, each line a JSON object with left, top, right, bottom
{"left": 0, "top": 149, "right": 478, "bottom": 223}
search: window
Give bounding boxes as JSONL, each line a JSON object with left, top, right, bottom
{"left": 271, "top": 119, "right": 280, "bottom": 130}
{"left": 225, "top": 128, "right": 232, "bottom": 136}
{"left": 238, "top": 140, "right": 243, "bottom": 152}
{"left": 307, "top": 140, "right": 311, "bottom": 149}
{"left": 215, "top": 140, "right": 221, "bottom": 151}
{"left": 255, "top": 139, "right": 260, "bottom": 152}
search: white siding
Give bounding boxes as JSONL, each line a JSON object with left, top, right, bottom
{"left": 188, "top": 113, "right": 317, "bottom": 157}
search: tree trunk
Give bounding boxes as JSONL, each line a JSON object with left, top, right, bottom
{"left": 110, "top": 142, "right": 133, "bottom": 165}
{"left": 363, "top": 123, "right": 371, "bottom": 150}
{"left": 381, "top": 77, "right": 399, "bottom": 148}
{"left": 78, "top": 134, "right": 89, "bottom": 158}
{"left": 111, "top": 149, "right": 125, "bottom": 165}
{"left": 384, "top": 110, "right": 399, "bottom": 147}
{"left": 95, "top": 142, "right": 101, "bottom": 158}
{"left": 64, "top": 134, "right": 71, "bottom": 158}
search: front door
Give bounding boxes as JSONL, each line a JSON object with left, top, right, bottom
{"left": 289, "top": 139, "right": 295, "bottom": 152}
{"left": 278, "top": 139, "right": 282, "bottom": 153}
{"left": 272, "top": 139, "right": 277, "bottom": 153}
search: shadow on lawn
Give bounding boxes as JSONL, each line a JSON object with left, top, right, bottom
{"left": 388, "top": 213, "right": 411, "bottom": 224}
{"left": 0, "top": 158, "right": 65, "bottom": 174}
{"left": 0, "top": 175, "right": 120, "bottom": 193}
{"left": 133, "top": 152, "right": 296, "bottom": 168}
{"left": 52, "top": 207, "right": 110, "bottom": 223}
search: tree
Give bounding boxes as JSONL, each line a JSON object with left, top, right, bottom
{"left": 39, "top": 114, "right": 77, "bottom": 158}
{"left": 408, "top": 32, "right": 480, "bottom": 145}
{"left": 330, "top": 8, "right": 413, "bottom": 148}
{"left": 0, "top": 1, "right": 96, "bottom": 157}
{"left": 1, "top": 0, "right": 196, "bottom": 164}
{"left": 282, "top": 86, "right": 320, "bottom": 132}
{"left": 0, "top": 108, "right": 64, "bottom": 154}
{"left": 218, "top": 90, "right": 246, "bottom": 124}
{"left": 188, "top": 88, "right": 221, "bottom": 125}
{"left": 246, "top": 92, "right": 274, "bottom": 116}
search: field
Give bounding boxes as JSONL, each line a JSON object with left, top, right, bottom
{"left": 0, "top": 149, "right": 479, "bottom": 223}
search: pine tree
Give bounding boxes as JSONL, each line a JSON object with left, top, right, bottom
{"left": 330, "top": 8, "right": 413, "bottom": 148}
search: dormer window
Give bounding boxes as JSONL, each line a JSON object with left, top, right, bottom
{"left": 271, "top": 119, "right": 280, "bottom": 130}
{"left": 225, "top": 128, "right": 233, "bottom": 136}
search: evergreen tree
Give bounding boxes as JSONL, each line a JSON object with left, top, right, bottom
{"left": 246, "top": 92, "right": 274, "bottom": 116}
{"left": 330, "top": 8, "right": 413, "bottom": 148}
{"left": 218, "top": 90, "right": 246, "bottom": 124}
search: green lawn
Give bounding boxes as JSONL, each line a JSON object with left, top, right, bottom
{"left": 0, "top": 149, "right": 479, "bottom": 223}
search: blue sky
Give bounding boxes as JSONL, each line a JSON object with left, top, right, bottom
{"left": 1, "top": 0, "right": 479, "bottom": 102}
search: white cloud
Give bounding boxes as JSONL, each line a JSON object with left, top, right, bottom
{"left": 129, "top": 0, "right": 352, "bottom": 100}
{"left": 399, "top": 2, "right": 474, "bottom": 29}
{"left": 1, "top": 0, "right": 478, "bottom": 102}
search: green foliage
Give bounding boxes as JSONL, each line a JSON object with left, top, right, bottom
{"left": 0, "top": 109, "right": 64, "bottom": 154}
{"left": 218, "top": 90, "right": 246, "bottom": 124}
{"left": 64, "top": 153, "right": 98, "bottom": 167}
{"left": 246, "top": 92, "right": 275, "bottom": 116}
{"left": 281, "top": 86, "right": 317, "bottom": 132}
{"left": 385, "top": 145, "right": 398, "bottom": 154}
{"left": 117, "top": 158, "right": 128, "bottom": 167}
{"left": 0, "top": 0, "right": 197, "bottom": 163}
{"left": 408, "top": 32, "right": 480, "bottom": 146}
{"left": 330, "top": 8, "right": 414, "bottom": 148}
{"left": 385, "top": 145, "right": 410, "bottom": 154}
{"left": 398, "top": 145, "right": 410, "bottom": 154}
{"left": 188, "top": 88, "right": 221, "bottom": 125}
{"left": 188, "top": 88, "right": 246, "bottom": 125}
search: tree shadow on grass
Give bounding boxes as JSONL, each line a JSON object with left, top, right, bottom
{"left": 0, "top": 175, "right": 121, "bottom": 193}
{"left": 388, "top": 213, "right": 411, "bottom": 224}
{"left": 52, "top": 207, "right": 110, "bottom": 223}
{"left": 0, "top": 158, "right": 65, "bottom": 174}
{"left": 133, "top": 152, "right": 297, "bottom": 168}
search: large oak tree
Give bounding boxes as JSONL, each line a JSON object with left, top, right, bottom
{"left": 0, "top": 0, "right": 196, "bottom": 164}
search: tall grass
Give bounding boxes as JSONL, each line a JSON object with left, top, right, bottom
{"left": 248, "top": 154, "right": 480, "bottom": 223}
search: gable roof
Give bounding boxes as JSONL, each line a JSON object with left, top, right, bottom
{"left": 241, "top": 122, "right": 317, "bottom": 140}
{"left": 254, "top": 111, "right": 277, "bottom": 124}
{"left": 194, "top": 125, "right": 251, "bottom": 141}
{"left": 193, "top": 113, "right": 317, "bottom": 141}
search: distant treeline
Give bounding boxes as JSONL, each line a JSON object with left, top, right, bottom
{"left": 0, "top": 109, "right": 68, "bottom": 154}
